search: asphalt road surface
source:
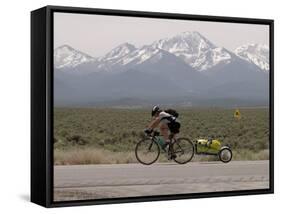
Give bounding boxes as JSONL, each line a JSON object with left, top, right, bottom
{"left": 54, "top": 160, "right": 269, "bottom": 201}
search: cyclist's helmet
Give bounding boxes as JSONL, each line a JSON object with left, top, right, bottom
{"left": 151, "top": 105, "right": 161, "bottom": 117}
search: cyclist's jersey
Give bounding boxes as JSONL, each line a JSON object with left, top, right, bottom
{"left": 158, "top": 111, "right": 176, "bottom": 124}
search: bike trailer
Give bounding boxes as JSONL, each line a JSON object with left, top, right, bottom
{"left": 196, "top": 138, "right": 221, "bottom": 154}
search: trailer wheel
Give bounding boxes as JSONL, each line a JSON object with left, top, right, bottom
{"left": 219, "top": 147, "right": 232, "bottom": 163}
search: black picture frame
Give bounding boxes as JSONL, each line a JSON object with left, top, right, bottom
{"left": 31, "top": 5, "right": 274, "bottom": 208}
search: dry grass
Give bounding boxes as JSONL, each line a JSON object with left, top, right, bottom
{"left": 54, "top": 147, "right": 269, "bottom": 165}
{"left": 190, "top": 149, "right": 269, "bottom": 162}
{"left": 54, "top": 147, "right": 138, "bottom": 165}
{"left": 232, "top": 149, "right": 269, "bottom": 161}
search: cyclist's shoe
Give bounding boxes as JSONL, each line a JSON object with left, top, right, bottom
{"left": 167, "top": 153, "right": 177, "bottom": 160}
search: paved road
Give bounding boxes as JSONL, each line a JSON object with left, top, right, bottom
{"left": 54, "top": 160, "right": 269, "bottom": 201}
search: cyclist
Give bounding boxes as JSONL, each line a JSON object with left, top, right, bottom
{"left": 144, "top": 106, "right": 181, "bottom": 155}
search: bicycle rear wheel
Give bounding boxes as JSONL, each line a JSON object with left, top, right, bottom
{"left": 172, "top": 138, "right": 194, "bottom": 164}
{"left": 135, "top": 138, "right": 160, "bottom": 165}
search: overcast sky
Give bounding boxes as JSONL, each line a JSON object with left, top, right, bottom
{"left": 54, "top": 12, "right": 269, "bottom": 57}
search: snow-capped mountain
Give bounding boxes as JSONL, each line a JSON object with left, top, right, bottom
{"left": 235, "top": 44, "right": 269, "bottom": 72}
{"left": 54, "top": 32, "right": 269, "bottom": 74}
{"left": 54, "top": 45, "right": 95, "bottom": 69}
{"left": 152, "top": 31, "right": 232, "bottom": 71}
{"left": 100, "top": 42, "right": 136, "bottom": 62}
{"left": 116, "top": 45, "right": 176, "bottom": 66}
{"left": 54, "top": 31, "right": 234, "bottom": 72}
{"left": 96, "top": 43, "right": 187, "bottom": 72}
{"left": 96, "top": 43, "right": 136, "bottom": 71}
{"left": 94, "top": 31, "right": 233, "bottom": 72}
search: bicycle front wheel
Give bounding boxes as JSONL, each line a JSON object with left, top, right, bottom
{"left": 172, "top": 138, "right": 195, "bottom": 164}
{"left": 135, "top": 138, "right": 160, "bottom": 165}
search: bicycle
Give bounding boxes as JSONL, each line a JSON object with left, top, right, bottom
{"left": 135, "top": 130, "right": 195, "bottom": 165}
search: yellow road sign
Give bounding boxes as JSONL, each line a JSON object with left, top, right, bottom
{"left": 234, "top": 109, "right": 241, "bottom": 119}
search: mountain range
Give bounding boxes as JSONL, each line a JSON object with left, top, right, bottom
{"left": 54, "top": 31, "right": 269, "bottom": 107}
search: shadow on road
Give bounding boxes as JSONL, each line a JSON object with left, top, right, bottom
{"left": 18, "top": 194, "right": 30, "bottom": 202}
{"left": 197, "top": 161, "right": 226, "bottom": 165}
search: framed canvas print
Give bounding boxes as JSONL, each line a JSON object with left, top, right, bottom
{"left": 31, "top": 5, "right": 274, "bottom": 207}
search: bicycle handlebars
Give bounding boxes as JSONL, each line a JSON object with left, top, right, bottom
{"left": 145, "top": 130, "right": 160, "bottom": 137}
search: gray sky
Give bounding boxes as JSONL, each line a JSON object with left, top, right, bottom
{"left": 54, "top": 12, "right": 269, "bottom": 57}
